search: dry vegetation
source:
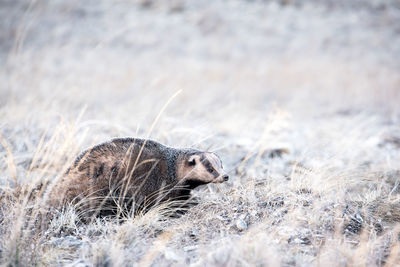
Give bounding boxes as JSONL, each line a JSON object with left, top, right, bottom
{"left": 1, "top": 0, "right": 400, "bottom": 266}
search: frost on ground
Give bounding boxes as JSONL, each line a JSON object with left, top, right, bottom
{"left": 1, "top": 0, "right": 400, "bottom": 266}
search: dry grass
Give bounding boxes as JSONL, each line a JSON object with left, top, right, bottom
{"left": 1, "top": 0, "right": 400, "bottom": 266}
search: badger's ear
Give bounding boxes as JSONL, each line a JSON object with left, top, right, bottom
{"left": 188, "top": 155, "right": 197, "bottom": 166}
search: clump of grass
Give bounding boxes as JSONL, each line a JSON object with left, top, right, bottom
{"left": 1, "top": 106, "right": 400, "bottom": 266}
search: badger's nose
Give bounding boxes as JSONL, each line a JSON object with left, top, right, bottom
{"left": 222, "top": 174, "right": 229, "bottom": 181}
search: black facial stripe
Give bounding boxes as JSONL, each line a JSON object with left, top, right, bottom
{"left": 204, "top": 160, "right": 211, "bottom": 169}
{"left": 206, "top": 162, "right": 219, "bottom": 177}
{"left": 202, "top": 159, "right": 219, "bottom": 178}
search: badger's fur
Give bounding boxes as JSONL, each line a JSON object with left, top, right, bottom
{"left": 49, "top": 138, "right": 228, "bottom": 217}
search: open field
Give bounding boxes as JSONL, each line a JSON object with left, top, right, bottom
{"left": 1, "top": 0, "right": 400, "bottom": 266}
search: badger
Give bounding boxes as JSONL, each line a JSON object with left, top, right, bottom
{"left": 49, "top": 138, "right": 229, "bottom": 218}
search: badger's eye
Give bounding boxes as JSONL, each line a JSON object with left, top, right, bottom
{"left": 188, "top": 158, "right": 196, "bottom": 166}
{"left": 208, "top": 168, "right": 214, "bottom": 174}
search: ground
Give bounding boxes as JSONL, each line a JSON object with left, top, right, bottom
{"left": 1, "top": 0, "right": 400, "bottom": 266}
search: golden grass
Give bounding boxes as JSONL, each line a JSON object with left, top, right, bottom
{"left": 1, "top": 1, "right": 400, "bottom": 266}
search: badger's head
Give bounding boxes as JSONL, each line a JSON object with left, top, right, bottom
{"left": 177, "top": 151, "right": 229, "bottom": 189}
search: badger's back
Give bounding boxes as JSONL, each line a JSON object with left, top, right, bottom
{"left": 50, "top": 138, "right": 180, "bottom": 216}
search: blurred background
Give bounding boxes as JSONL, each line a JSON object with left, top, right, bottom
{"left": 1, "top": 0, "right": 400, "bottom": 173}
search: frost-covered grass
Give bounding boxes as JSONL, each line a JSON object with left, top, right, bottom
{"left": 1, "top": 0, "right": 400, "bottom": 266}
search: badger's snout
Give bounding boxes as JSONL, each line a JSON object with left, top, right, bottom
{"left": 213, "top": 174, "right": 229, "bottom": 183}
